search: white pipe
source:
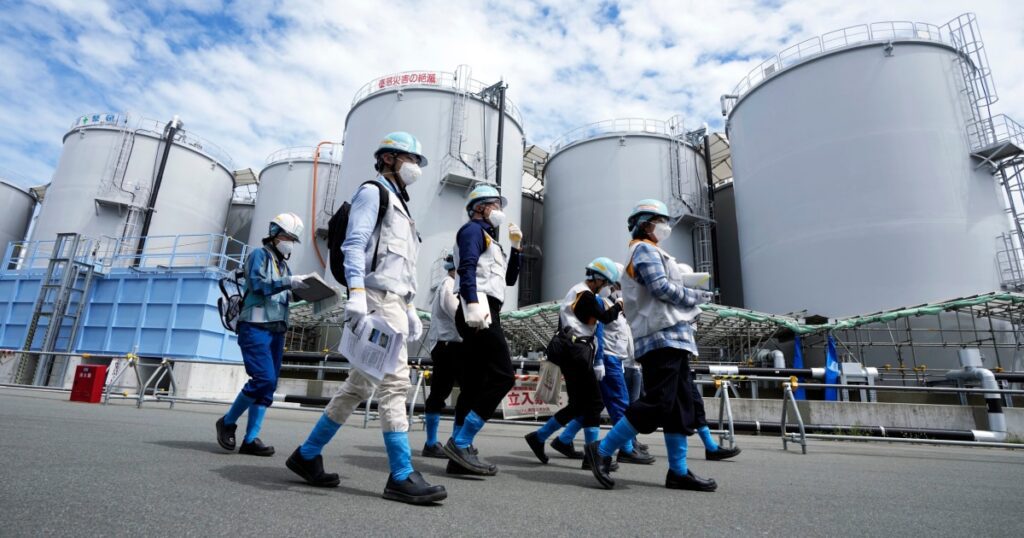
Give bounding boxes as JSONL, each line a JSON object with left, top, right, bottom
{"left": 946, "top": 365, "right": 1007, "bottom": 442}
{"left": 772, "top": 350, "right": 786, "bottom": 369}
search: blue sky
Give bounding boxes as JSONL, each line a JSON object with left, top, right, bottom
{"left": 1, "top": 0, "right": 1022, "bottom": 187}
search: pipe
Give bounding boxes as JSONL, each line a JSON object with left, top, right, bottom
{"left": 701, "top": 125, "right": 721, "bottom": 289}
{"left": 720, "top": 94, "right": 739, "bottom": 117}
{"left": 494, "top": 81, "right": 507, "bottom": 188}
{"left": 311, "top": 141, "right": 338, "bottom": 269}
{"left": 946, "top": 366, "right": 1007, "bottom": 441}
{"left": 134, "top": 115, "right": 182, "bottom": 267}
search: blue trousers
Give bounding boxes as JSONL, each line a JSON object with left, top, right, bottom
{"left": 599, "top": 355, "right": 630, "bottom": 424}
{"left": 237, "top": 322, "right": 284, "bottom": 407}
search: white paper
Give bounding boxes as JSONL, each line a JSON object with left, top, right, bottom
{"left": 680, "top": 272, "right": 711, "bottom": 290}
{"left": 340, "top": 314, "right": 405, "bottom": 382}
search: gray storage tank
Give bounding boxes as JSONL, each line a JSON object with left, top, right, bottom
{"left": 31, "top": 113, "right": 235, "bottom": 265}
{"left": 0, "top": 179, "right": 36, "bottom": 258}
{"left": 339, "top": 66, "right": 525, "bottom": 310}
{"left": 541, "top": 118, "right": 709, "bottom": 301}
{"left": 225, "top": 185, "right": 256, "bottom": 267}
{"left": 251, "top": 146, "right": 341, "bottom": 277}
{"left": 724, "top": 16, "right": 1008, "bottom": 317}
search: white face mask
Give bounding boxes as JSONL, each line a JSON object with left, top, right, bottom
{"left": 276, "top": 240, "right": 294, "bottom": 258}
{"left": 398, "top": 161, "right": 422, "bottom": 186}
{"left": 652, "top": 222, "right": 672, "bottom": 242}
{"left": 487, "top": 209, "right": 506, "bottom": 228}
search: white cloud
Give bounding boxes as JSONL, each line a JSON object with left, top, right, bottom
{"left": 0, "top": 0, "right": 1022, "bottom": 188}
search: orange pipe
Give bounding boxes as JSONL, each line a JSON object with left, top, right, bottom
{"left": 311, "top": 141, "right": 338, "bottom": 269}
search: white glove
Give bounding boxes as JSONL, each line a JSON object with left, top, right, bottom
{"left": 288, "top": 274, "right": 310, "bottom": 289}
{"left": 465, "top": 301, "right": 491, "bottom": 329}
{"left": 407, "top": 305, "right": 423, "bottom": 341}
{"left": 610, "top": 290, "right": 623, "bottom": 302}
{"left": 696, "top": 290, "right": 715, "bottom": 305}
{"left": 345, "top": 288, "right": 368, "bottom": 328}
{"left": 593, "top": 362, "right": 606, "bottom": 381}
{"left": 508, "top": 223, "right": 523, "bottom": 249}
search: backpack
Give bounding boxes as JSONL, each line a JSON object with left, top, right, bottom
{"left": 218, "top": 268, "right": 248, "bottom": 333}
{"left": 327, "top": 181, "right": 389, "bottom": 287}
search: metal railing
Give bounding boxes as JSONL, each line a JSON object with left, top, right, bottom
{"left": 96, "top": 234, "right": 248, "bottom": 271}
{"left": 549, "top": 118, "right": 687, "bottom": 152}
{"left": 265, "top": 145, "right": 342, "bottom": 165}
{"left": 968, "top": 114, "right": 1024, "bottom": 154}
{"left": 724, "top": 18, "right": 969, "bottom": 116}
{"left": 69, "top": 112, "right": 236, "bottom": 170}
{"left": 2, "top": 237, "right": 97, "bottom": 273}
{"left": 349, "top": 69, "right": 524, "bottom": 126}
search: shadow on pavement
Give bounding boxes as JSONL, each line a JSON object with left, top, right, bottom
{"left": 211, "top": 464, "right": 350, "bottom": 497}
{"left": 148, "top": 439, "right": 226, "bottom": 454}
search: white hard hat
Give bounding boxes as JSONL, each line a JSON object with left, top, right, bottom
{"left": 269, "top": 212, "right": 304, "bottom": 243}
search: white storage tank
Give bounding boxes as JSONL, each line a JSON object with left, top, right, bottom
{"left": 0, "top": 179, "right": 36, "bottom": 258}
{"left": 251, "top": 146, "right": 341, "bottom": 277}
{"left": 541, "top": 118, "right": 708, "bottom": 301}
{"left": 724, "top": 16, "right": 1008, "bottom": 317}
{"left": 31, "top": 113, "right": 235, "bottom": 266}
{"left": 339, "top": 66, "right": 525, "bottom": 310}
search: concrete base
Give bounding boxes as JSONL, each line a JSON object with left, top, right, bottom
{"left": 702, "top": 397, "right": 1024, "bottom": 438}
{"left": 172, "top": 362, "right": 248, "bottom": 401}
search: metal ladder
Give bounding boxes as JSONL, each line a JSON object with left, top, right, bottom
{"left": 947, "top": 14, "right": 998, "bottom": 148}
{"left": 321, "top": 158, "right": 342, "bottom": 219}
{"left": 14, "top": 233, "right": 96, "bottom": 386}
{"left": 440, "top": 65, "right": 473, "bottom": 186}
{"left": 100, "top": 126, "right": 137, "bottom": 196}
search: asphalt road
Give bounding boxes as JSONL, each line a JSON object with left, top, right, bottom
{"left": 1, "top": 388, "right": 1022, "bottom": 537}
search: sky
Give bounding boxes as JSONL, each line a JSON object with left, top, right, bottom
{"left": 1, "top": 0, "right": 1022, "bottom": 188}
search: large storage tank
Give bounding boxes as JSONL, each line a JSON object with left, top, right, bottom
{"left": 31, "top": 113, "right": 235, "bottom": 265}
{"left": 713, "top": 180, "right": 744, "bottom": 308}
{"left": 541, "top": 118, "right": 708, "bottom": 301}
{"left": 250, "top": 146, "right": 341, "bottom": 277}
{"left": 0, "top": 179, "right": 36, "bottom": 256}
{"left": 518, "top": 191, "right": 544, "bottom": 306}
{"left": 339, "top": 66, "right": 525, "bottom": 310}
{"left": 725, "top": 16, "right": 1008, "bottom": 317}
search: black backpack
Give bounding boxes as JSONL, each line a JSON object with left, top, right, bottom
{"left": 218, "top": 268, "right": 248, "bottom": 333}
{"left": 328, "top": 181, "right": 389, "bottom": 287}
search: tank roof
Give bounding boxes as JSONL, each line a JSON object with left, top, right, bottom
{"left": 350, "top": 68, "right": 523, "bottom": 127}
{"left": 723, "top": 15, "right": 978, "bottom": 117}
{"left": 264, "top": 146, "right": 342, "bottom": 166}
{"left": 67, "top": 113, "right": 236, "bottom": 170}
{"left": 549, "top": 117, "right": 692, "bottom": 155}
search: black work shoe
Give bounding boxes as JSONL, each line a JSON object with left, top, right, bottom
{"left": 286, "top": 447, "right": 340, "bottom": 487}
{"left": 525, "top": 432, "right": 549, "bottom": 464}
{"left": 583, "top": 441, "right": 615, "bottom": 489}
{"left": 617, "top": 448, "right": 656, "bottom": 465}
{"left": 582, "top": 457, "right": 619, "bottom": 472}
{"left": 446, "top": 459, "right": 482, "bottom": 476}
{"left": 238, "top": 438, "right": 275, "bottom": 457}
{"left": 550, "top": 437, "right": 583, "bottom": 459}
{"left": 215, "top": 417, "right": 237, "bottom": 451}
{"left": 442, "top": 438, "right": 497, "bottom": 476}
{"left": 706, "top": 446, "right": 742, "bottom": 461}
{"left": 383, "top": 471, "right": 447, "bottom": 505}
{"left": 665, "top": 469, "right": 717, "bottom": 492}
{"left": 421, "top": 443, "right": 448, "bottom": 459}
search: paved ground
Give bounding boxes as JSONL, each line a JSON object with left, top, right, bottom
{"left": 1, "top": 388, "right": 1022, "bottom": 537}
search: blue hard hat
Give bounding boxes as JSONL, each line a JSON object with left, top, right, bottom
{"left": 374, "top": 131, "right": 427, "bottom": 166}
{"left": 627, "top": 198, "right": 671, "bottom": 231}
{"left": 466, "top": 184, "right": 508, "bottom": 213}
{"left": 586, "top": 256, "right": 621, "bottom": 283}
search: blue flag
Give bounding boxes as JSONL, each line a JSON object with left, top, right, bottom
{"left": 792, "top": 334, "right": 807, "bottom": 400}
{"left": 824, "top": 334, "right": 841, "bottom": 401}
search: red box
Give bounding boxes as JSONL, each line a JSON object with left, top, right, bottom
{"left": 70, "top": 364, "right": 107, "bottom": 403}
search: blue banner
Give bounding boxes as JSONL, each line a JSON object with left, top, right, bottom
{"left": 792, "top": 334, "right": 807, "bottom": 400}
{"left": 824, "top": 334, "right": 841, "bottom": 401}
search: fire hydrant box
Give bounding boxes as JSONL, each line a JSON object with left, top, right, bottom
{"left": 70, "top": 364, "right": 107, "bottom": 403}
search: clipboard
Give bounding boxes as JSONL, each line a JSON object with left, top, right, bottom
{"left": 291, "top": 273, "right": 337, "bottom": 303}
